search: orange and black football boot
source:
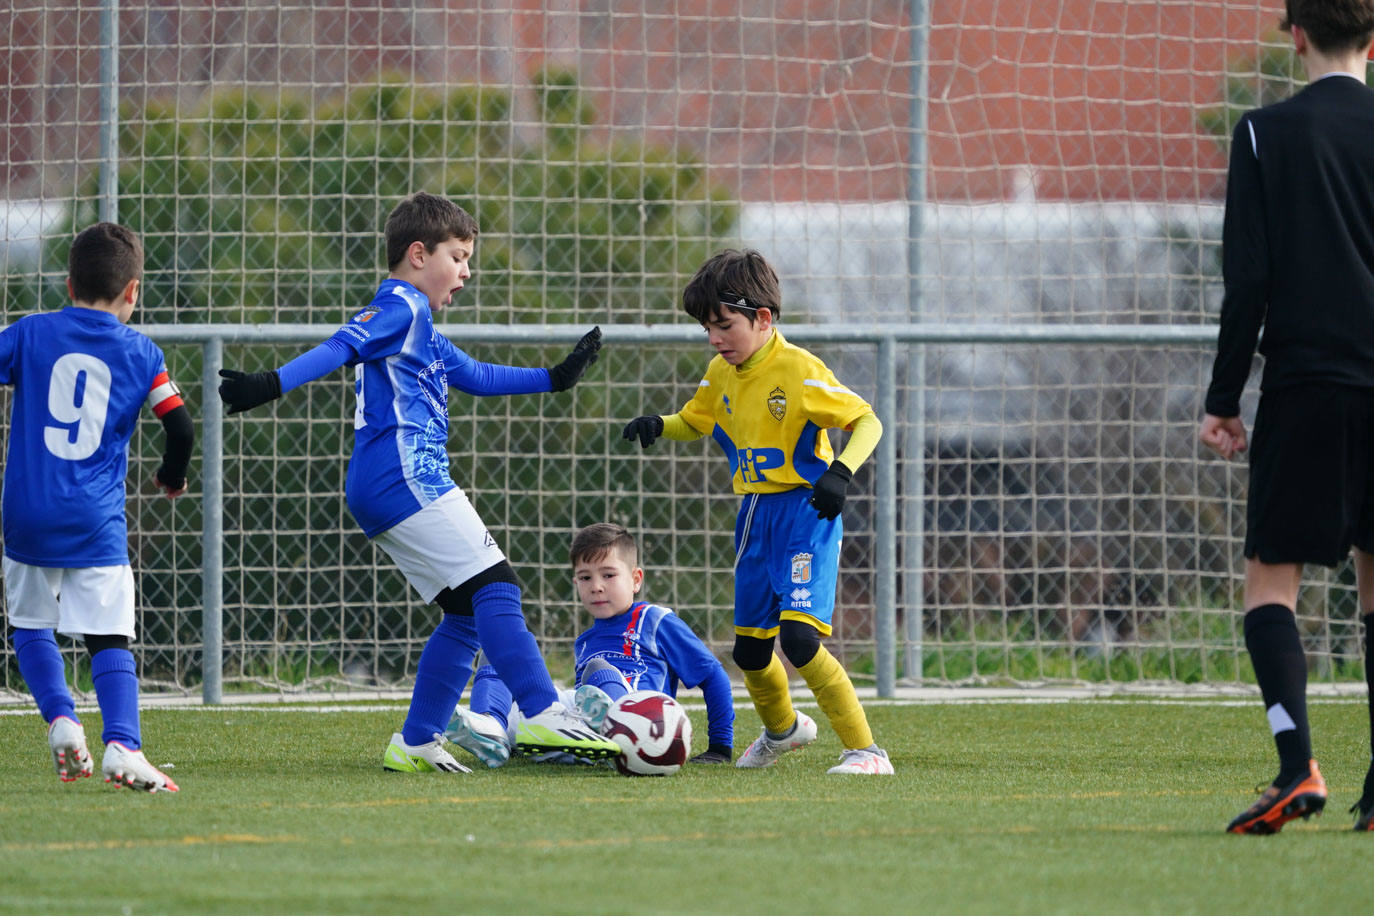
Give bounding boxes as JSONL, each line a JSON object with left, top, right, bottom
{"left": 1226, "top": 759, "right": 1327, "bottom": 835}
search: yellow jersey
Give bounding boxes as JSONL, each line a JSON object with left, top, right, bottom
{"left": 677, "top": 330, "right": 873, "bottom": 494}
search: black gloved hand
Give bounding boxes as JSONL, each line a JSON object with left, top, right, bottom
{"left": 689, "top": 744, "right": 733, "bottom": 765}
{"left": 548, "top": 326, "right": 602, "bottom": 392}
{"left": 153, "top": 463, "right": 187, "bottom": 494}
{"left": 218, "top": 368, "right": 282, "bottom": 415}
{"left": 809, "top": 460, "right": 853, "bottom": 520}
{"left": 622, "top": 415, "right": 664, "bottom": 449}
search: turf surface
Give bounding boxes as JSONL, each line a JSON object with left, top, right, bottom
{"left": 3, "top": 699, "right": 1374, "bottom": 913}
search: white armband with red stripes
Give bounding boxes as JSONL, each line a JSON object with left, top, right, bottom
{"left": 147, "top": 370, "right": 185, "bottom": 418}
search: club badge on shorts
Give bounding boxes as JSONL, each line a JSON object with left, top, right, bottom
{"left": 790, "top": 552, "right": 813, "bottom": 584}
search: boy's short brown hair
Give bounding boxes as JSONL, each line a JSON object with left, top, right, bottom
{"left": 570, "top": 523, "right": 638, "bottom": 569}
{"left": 1282, "top": 0, "right": 1374, "bottom": 53}
{"left": 69, "top": 222, "right": 142, "bottom": 304}
{"left": 682, "top": 248, "right": 782, "bottom": 325}
{"left": 384, "top": 192, "right": 479, "bottom": 270}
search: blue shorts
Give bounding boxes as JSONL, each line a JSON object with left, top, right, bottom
{"left": 733, "top": 488, "right": 841, "bottom": 638}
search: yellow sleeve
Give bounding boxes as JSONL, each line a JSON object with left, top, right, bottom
{"left": 835, "top": 411, "right": 882, "bottom": 471}
{"left": 661, "top": 413, "right": 707, "bottom": 441}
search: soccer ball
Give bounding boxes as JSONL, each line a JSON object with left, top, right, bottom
{"left": 603, "top": 690, "right": 693, "bottom": 776}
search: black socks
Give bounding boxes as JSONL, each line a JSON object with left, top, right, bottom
{"left": 1244, "top": 603, "right": 1312, "bottom": 784}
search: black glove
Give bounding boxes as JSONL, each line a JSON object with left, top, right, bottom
{"left": 809, "top": 460, "right": 853, "bottom": 520}
{"left": 548, "top": 326, "right": 602, "bottom": 392}
{"left": 622, "top": 415, "right": 664, "bottom": 449}
{"left": 218, "top": 368, "right": 282, "bottom": 415}
{"left": 154, "top": 463, "right": 187, "bottom": 493}
{"left": 689, "top": 744, "right": 733, "bottom": 765}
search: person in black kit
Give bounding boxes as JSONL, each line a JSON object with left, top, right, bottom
{"left": 1201, "top": 0, "right": 1374, "bottom": 835}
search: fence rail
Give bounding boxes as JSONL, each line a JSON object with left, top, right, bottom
{"left": 161, "top": 322, "right": 1219, "bottom": 703}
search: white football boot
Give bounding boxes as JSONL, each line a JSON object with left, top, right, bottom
{"left": 102, "top": 741, "right": 179, "bottom": 793}
{"left": 735, "top": 712, "right": 818, "bottom": 768}
{"left": 444, "top": 706, "right": 512, "bottom": 769}
{"left": 572, "top": 683, "right": 614, "bottom": 732}
{"left": 382, "top": 732, "right": 472, "bottom": 774}
{"left": 826, "top": 746, "right": 895, "bottom": 775}
{"left": 514, "top": 703, "right": 620, "bottom": 761}
{"left": 47, "top": 716, "right": 93, "bottom": 782}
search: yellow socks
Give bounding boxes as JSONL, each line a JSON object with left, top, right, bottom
{"left": 741, "top": 654, "right": 797, "bottom": 735}
{"left": 797, "top": 645, "right": 874, "bottom": 750}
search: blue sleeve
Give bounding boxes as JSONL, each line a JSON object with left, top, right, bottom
{"left": 0, "top": 321, "right": 18, "bottom": 384}
{"left": 340, "top": 295, "right": 414, "bottom": 363}
{"left": 438, "top": 335, "right": 553, "bottom": 396}
{"left": 277, "top": 336, "right": 356, "bottom": 394}
{"left": 696, "top": 666, "right": 735, "bottom": 749}
{"left": 656, "top": 612, "right": 735, "bottom": 749}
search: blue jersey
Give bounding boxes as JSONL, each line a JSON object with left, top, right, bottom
{"left": 0, "top": 307, "right": 179, "bottom": 567}
{"left": 278, "top": 279, "right": 551, "bottom": 537}
{"left": 573, "top": 600, "right": 735, "bottom": 749}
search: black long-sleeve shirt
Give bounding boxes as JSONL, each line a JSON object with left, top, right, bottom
{"left": 1205, "top": 74, "right": 1374, "bottom": 417}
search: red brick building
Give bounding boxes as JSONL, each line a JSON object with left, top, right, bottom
{"left": 0, "top": 1, "right": 1284, "bottom": 203}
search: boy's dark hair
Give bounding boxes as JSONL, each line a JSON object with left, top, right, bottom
{"left": 68, "top": 222, "right": 143, "bottom": 304}
{"left": 384, "top": 192, "right": 479, "bottom": 270}
{"left": 682, "top": 248, "right": 782, "bottom": 325}
{"left": 570, "top": 522, "right": 638, "bottom": 569}
{"left": 1282, "top": 0, "right": 1374, "bottom": 53}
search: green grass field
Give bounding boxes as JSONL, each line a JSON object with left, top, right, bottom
{"left": 4, "top": 698, "right": 1374, "bottom": 913}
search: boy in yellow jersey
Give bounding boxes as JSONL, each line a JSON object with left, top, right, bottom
{"left": 622, "top": 248, "right": 892, "bottom": 774}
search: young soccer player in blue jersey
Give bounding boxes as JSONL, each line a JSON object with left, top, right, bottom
{"left": 4, "top": 222, "right": 192, "bottom": 793}
{"left": 445, "top": 522, "right": 735, "bottom": 768}
{"left": 620, "top": 248, "right": 893, "bottom": 775}
{"left": 217, "top": 192, "right": 618, "bottom": 772}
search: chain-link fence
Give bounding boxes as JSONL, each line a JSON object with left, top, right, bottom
{"left": 7, "top": 1, "right": 1359, "bottom": 702}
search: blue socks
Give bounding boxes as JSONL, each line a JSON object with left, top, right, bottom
{"left": 402, "top": 613, "right": 479, "bottom": 747}
{"left": 469, "top": 664, "right": 513, "bottom": 730}
{"left": 13, "top": 630, "right": 144, "bottom": 748}
{"left": 583, "top": 662, "right": 631, "bottom": 703}
{"left": 91, "top": 648, "right": 141, "bottom": 748}
{"left": 471, "top": 582, "right": 557, "bottom": 716}
{"left": 11, "top": 628, "right": 76, "bottom": 724}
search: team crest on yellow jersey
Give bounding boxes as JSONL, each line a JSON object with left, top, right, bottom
{"left": 790, "top": 552, "right": 813, "bottom": 584}
{"left": 768, "top": 386, "right": 787, "bottom": 421}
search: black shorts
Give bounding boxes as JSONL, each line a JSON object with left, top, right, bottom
{"left": 1245, "top": 384, "right": 1374, "bottom": 566}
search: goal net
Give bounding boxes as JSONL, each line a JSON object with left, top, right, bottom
{"left": 4, "top": 2, "right": 1351, "bottom": 699}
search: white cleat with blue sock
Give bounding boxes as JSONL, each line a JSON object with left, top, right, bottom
{"left": 572, "top": 684, "right": 614, "bottom": 732}
{"left": 382, "top": 732, "right": 472, "bottom": 774}
{"left": 47, "top": 716, "right": 93, "bottom": 782}
{"left": 444, "top": 705, "right": 512, "bottom": 768}
{"left": 514, "top": 703, "right": 621, "bottom": 761}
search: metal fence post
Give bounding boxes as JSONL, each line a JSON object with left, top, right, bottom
{"left": 98, "top": 0, "right": 119, "bottom": 223}
{"left": 201, "top": 337, "right": 224, "bottom": 704}
{"left": 874, "top": 336, "right": 898, "bottom": 697}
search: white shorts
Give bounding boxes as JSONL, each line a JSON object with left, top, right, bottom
{"left": 372, "top": 488, "right": 507, "bottom": 603}
{"left": 3, "top": 557, "right": 136, "bottom": 638}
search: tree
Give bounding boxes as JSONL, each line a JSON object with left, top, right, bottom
{"left": 1195, "top": 31, "right": 1373, "bottom": 147}
{"left": 85, "top": 69, "right": 736, "bottom": 327}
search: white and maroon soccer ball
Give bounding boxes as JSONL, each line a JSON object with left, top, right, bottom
{"left": 603, "top": 690, "right": 693, "bottom": 776}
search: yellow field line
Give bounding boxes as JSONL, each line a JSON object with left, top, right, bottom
{"left": 3, "top": 833, "right": 303, "bottom": 853}
{"left": 5, "top": 815, "right": 1338, "bottom": 855}
{"left": 0, "top": 787, "right": 1225, "bottom": 820}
